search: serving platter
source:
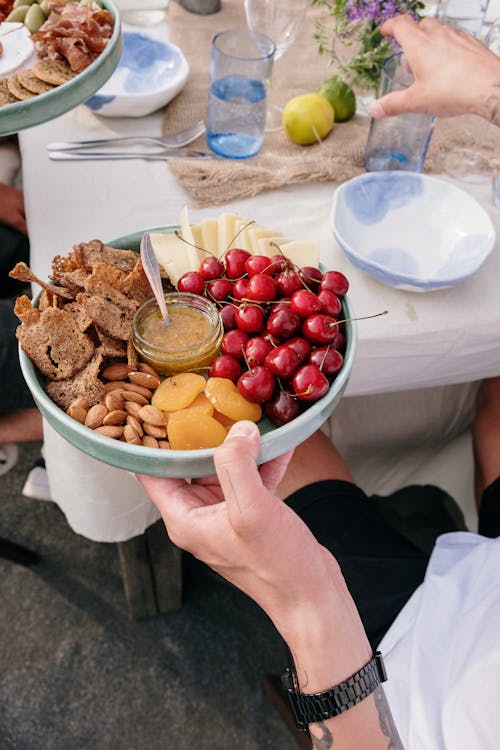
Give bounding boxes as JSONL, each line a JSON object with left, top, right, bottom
{"left": 19, "top": 225, "right": 357, "bottom": 478}
{"left": 0, "top": 0, "right": 122, "bottom": 137}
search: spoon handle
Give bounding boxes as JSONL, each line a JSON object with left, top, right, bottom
{"left": 140, "top": 232, "right": 170, "bottom": 327}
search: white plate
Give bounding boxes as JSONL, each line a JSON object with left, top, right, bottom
{"left": 0, "top": 23, "right": 36, "bottom": 77}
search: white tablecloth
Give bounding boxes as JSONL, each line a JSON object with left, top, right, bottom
{"left": 17, "top": 17, "right": 500, "bottom": 540}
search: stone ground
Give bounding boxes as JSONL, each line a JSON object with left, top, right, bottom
{"left": 0, "top": 442, "right": 298, "bottom": 750}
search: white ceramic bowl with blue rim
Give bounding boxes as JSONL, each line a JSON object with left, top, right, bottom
{"left": 85, "top": 30, "right": 189, "bottom": 117}
{"left": 331, "top": 171, "right": 496, "bottom": 292}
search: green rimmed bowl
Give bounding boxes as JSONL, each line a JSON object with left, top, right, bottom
{"left": 19, "top": 226, "right": 357, "bottom": 478}
{"left": 0, "top": 0, "right": 121, "bottom": 137}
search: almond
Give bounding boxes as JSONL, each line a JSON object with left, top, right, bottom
{"left": 137, "top": 404, "right": 165, "bottom": 427}
{"left": 67, "top": 399, "right": 88, "bottom": 424}
{"left": 124, "top": 401, "right": 143, "bottom": 417}
{"left": 103, "top": 409, "right": 128, "bottom": 426}
{"left": 138, "top": 363, "right": 161, "bottom": 377}
{"left": 126, "top": 415, "right": 144, "bottom": 437}
{"left": 85, "top": 403, "right": 108, "bottom": 429}
{"left": 123, "top": 424, "right": 142, "bottom": 444}
{"left": 142, "top": 435, "right": 159, "bottom": 448}
{"left": 121, "top": 381, "right": 153, "bottom": 399}
{"left": 104, "top": 391, "right": 125, "bottom": 411}
{"left": 158, "top": 440, "right": 171, "bottom": 450}
{"left": 128, "top": 370, "right": 161, "bottom": 390}
{"left": 104, "top": 380, "right": 128, "bottom": 393}
{"left": 102, "top": 362, "right": 131, "bottom": 381}
{"left": 143, "top": 423, "right": 167, "bottom": 439}
{"left": 118, "top": 390, "right": 149, "bottom": 406}
{"left": 94, "top": 425, "right": 124, "bottom": 439}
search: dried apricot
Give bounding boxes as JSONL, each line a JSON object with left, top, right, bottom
{"left": 213, "top": 410, "right": 237, "bottom": 431}
{"left": 205, "top": 377, "right": 262, "bottom": 422}
{"left": 181, "top": 392, "right": 214, "bottom": 416}
{"left": 167, "top": 410, "right": 228, "bottom": 450}
{"left": 152, "top": 372, "right": 206, "bottom": 412}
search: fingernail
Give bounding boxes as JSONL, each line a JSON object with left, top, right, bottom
{"left": 370, "top": 101, "right": 387, "bottom": 119}
{"left": 228, "top": 421, "right": 256, "bottom": 438}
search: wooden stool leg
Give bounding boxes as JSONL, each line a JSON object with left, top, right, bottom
{"left": 117, "top": 519, "right": 182, "bottom": 619}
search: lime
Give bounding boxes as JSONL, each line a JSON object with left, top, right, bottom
{"left": 282, "top": 93, "right": 334, "bottom": 146}
{"left": 317, "top": 76, "right": 356, "bottom": 123}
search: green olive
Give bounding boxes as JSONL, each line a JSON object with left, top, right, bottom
{"left": 13, "top": 0, "right": 37, "bottom": 7}
{"left": 24, "top": 2, "right": 46, "bottom": 32}
{"left": 39, "top": 0, "right": 49, "bottom": 14}
{"left": 5, "top": 5, "right": 30, "bottom": 22}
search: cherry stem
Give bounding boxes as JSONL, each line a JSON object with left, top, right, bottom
{"left": 334, "top": 310, "right": 389, "bottom": 327}
{"left": 174, "top": 229, "right": 212, "bottom": 257}
{"left": 220, "top": 220, "right": 255, "bottom": 259}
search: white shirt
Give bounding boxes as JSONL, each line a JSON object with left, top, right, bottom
{"left": 379, "top": 532, "right": 500, "bottom": 750}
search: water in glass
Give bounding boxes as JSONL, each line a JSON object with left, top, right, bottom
{"left": 207, "top": 76, "right": 266, "bottom": 159}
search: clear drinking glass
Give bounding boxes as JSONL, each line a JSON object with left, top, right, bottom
{"left": 364, "top": 53, "right": 436, "bottom": 172}
{"left": 244, "top": 0, "right": 309, "bottom": 131}
{"left": 206, "top": 28, "right": 275, "bottom": 159}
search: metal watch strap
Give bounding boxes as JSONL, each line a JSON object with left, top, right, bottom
{"left": 281, "top": 651, "right": 388, "bottom": 730}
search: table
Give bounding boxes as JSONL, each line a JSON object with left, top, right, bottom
{"left": 16, "top": 15, "right": 500, "bottom": 613}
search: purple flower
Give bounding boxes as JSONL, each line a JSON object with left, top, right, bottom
{"left": 346, "top": 0, "right": 417, "bottom": 25}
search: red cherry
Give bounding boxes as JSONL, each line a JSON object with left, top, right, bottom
{"left": 318, "top": 289, "right": 342, "bottom": 317}
{"left": 177, "top": 271, "right": 205, "bottom": 295}
{"left": 320, "top": 271, "right": 349, "bottom": 297}
{"left": 207, "top": 278, "right": 232, "bottom": 302}
{"left": 299, "top": 266, "right": 323, "bottom": 286}
{"left": 244, "top": 336, "right": 273, "bottom": 367}
{"left": 209, "top": 354, "right": 242, "bottom": 383}
{"left": 269, "top": 298, "right": 291, "bottom": 315}
{"left": 290, "top": 289, "right": 322, "bottom": 317}
{"left": 276, "top": 269, "right": 303, "bottom": 297}
{"left": 266, "top": 308, "right": 302, "bottom": 340}
{"left": 334, "top": 331, "right": 345, "bottom": 350}
{"left": 235, "top": 303, "right": 265, "bottom": 334}
{"left": 292, "top": 364, "right": 330, "bottom": 402}
{"left": 245, "top": 273, "right": 277, "bottom": 302}
{"left": 219, "top": 304, "right": 238, "bottom": 331}
{"left": 265, "top": 389, "right": 300, "bottom": 426}
{"left": 221, "top": 329, "right": 249, "bottom": 360}
{"left": 302, "top": 314, "right": 339, "bottom": 345}
{"left": 308, "top": 346, "right": 344, "bottom": 375}
{"left": 237, "top": 366, "right": 276, "bottom": 404}
{"left": 232, "top": 278, "right": 249, "bottom": 301}
{"left": 199, "top": 256, "right": 224, "bottom": 281}
{"left": 264, "top": 345, "right": 300, "bottom": 379}
{"left": 285, "top": 336, "right": 312, "bottom": 362}
{"left": 225, "top": 248, "right": 250, "bottom": 279}
{"left": 245, "top": 255, "right": 274, "bottom": 277}
{"left": 270, "top": 254, "right": 289, "bottom": 273}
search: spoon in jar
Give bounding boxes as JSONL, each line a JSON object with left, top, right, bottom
{"left": 140, "top": 232, "right": 170, "bottom": 327}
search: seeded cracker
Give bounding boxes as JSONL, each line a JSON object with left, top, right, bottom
{"left": 32, "top": 59, "right": 76, "bottom": 86}
{"left": 0, "top": 78, "right": 19, "bottom": 106}
{"left": 16, "top": 69, "right": 56, "bottom": 95}
{"left": 7, "top": 73, "right": 36, "bottom": 101}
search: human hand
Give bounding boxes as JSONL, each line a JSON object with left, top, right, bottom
{"left": 371, "top": 15, "right": 500, "bottom": 125}
{"left": 0, "top": 183, "right": 27, "bottom": 235}
{"left": 137, "top": 421, "right": 342, "bottom": 638}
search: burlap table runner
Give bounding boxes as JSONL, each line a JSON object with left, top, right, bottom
{"left": 163, "top": 0, "right": 500, "bottom": 207}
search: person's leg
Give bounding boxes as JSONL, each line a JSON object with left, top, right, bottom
{"left": 472, "top": 376, "right": 500, "bottom": 537}
{"left": 0, "top": 408, "right": 42, "bottom": 444}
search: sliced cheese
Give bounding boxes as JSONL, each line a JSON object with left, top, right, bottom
{"left": 247, "top": 226, "right": 284, "bottom": 255}
{"left": 218, "top": 212, "right": 244, "bottom": 256}
{"left": 201, "top": 218, "right": 219, "bottom": 257}
{"left": 233, "top": 218, "right": 254, "bottom": 252}
{"left": 257, "top": 236, "right": 289, "bottom": 258}
{"left": 149, "top": 231, "right": 192, "bottom": 286}
{"left": 191, "top": 225, "right": 204, "bottom": 269}
{"left": 279, "top": 240, "right": 320, "bottom": 269}
{"left": 179, "top": 205, "right": 200, "bottom": 272}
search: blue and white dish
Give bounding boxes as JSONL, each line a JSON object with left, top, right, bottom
{"left": 85, "top": 31, "right": 189, "bottom": 117}
{"left": 331, "top": 171, "right": 496, "bottom": 292}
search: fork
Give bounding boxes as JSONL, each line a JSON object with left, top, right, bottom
{"left": 46, "top": 120, "right": 206, "bottom": 152}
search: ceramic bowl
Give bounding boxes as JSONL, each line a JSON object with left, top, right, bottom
{"left": 331, "top": 171, "right": 496, "bottom": 292}
{"left": 19, "top": 226, "right": 357, "bottom": 479}
{"left": 84, "top": 31, "right": 189, "bottom": 117}
{"left": 0, "top": 0, "right": 121, "bottom": 137}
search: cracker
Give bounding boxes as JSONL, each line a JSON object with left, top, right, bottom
{"left": 46, "top": 349, "right": 105, "bottom": 411}
{"left": 0, "top": 77, "right": 20, "bottom": 106}
{"left": 7, "top": 73, "right": 36, "bottom": 101}
{"left": 17, "top": 69, "right": 56, "bottom": 95}
{"left": 32, "top": 59, "right": 76, "bottom": 85}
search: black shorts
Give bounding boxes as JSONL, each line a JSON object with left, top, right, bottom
{"left": 286, "top": 477, "right": 500, "bottom": 649}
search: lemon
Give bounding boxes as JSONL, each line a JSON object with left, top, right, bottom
{"left": 282, "top": 93, "right": 334, "bottom": 146}
{"left": 317, "top": 76, "right": 356, "bottom": 123}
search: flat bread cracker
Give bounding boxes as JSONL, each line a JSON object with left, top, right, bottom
{"left": 7, "top": 73, "right": 36, "bottom": 101}
{"left": 0, "top": 78, "right": 19, "bottom": 107}
{"left": 32, "top": 59, "right": 76, "bottom": 85}
{"left": 17, "top": 69, "right": 56, "bottom": 95}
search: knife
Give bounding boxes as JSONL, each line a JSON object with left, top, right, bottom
{"left": 48, "top": 149, "right": 216, "bottom": 161}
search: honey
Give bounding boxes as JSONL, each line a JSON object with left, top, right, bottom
{"left": 132, "top": 293, "right": 223, "bottom": 376}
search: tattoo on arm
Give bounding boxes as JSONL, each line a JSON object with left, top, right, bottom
{"left": 374, "top": 687, "right": 405, "bottom": 750}
{"left": 310, "top": 721, "right": 333, "bottom": 749}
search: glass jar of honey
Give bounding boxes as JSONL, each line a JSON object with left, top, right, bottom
{"left": 132, "top": 293, "right": 223, "bottom": 376}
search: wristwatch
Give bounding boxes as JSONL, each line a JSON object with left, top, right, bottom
{"left": 281, "top": 651, "right": 387, "bottom": 731}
